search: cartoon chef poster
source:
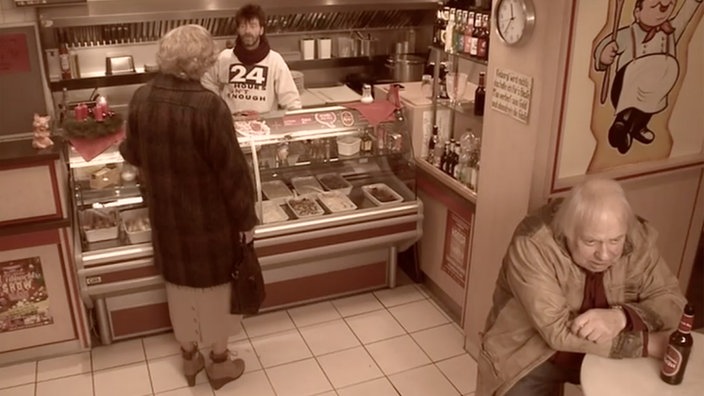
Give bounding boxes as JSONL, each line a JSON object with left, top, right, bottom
{"left": 555, "top": 0, "right": 703, "bottom": 181}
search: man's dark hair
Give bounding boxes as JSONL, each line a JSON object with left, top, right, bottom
{"left": 235, "top": 4, "right": 266, "bottom": 28}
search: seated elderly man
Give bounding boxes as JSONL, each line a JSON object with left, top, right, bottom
{"left": 476, "top": 177, "right": 686, "bottom": 396}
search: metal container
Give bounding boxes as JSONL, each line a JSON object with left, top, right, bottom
{"left": 386, "top": 54, "right": 425, "bottom": 82}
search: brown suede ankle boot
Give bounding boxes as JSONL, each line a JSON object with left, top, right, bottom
{"left": 181, "top": 343, "right": 205, "bottom": 387}
{"left": 205, "top": 350, "right": 245, "bottom": 390}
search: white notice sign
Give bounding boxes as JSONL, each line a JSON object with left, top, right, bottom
{"left": 490, "top": 68, "right": 533, "bottom": 124}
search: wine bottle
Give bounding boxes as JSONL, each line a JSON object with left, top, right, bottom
{"left": 474, "top": 72, "right": 486, "bottom": 116}
{"left": 660, "top": 304, "right": 695, "bottom": 385}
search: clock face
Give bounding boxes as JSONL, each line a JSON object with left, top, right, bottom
{"left": 495, "top": 0, "right": 534, "bottom": 45}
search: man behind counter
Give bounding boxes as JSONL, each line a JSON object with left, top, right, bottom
{"left": 202, "top": 3, "right": 301, "bottom": 115}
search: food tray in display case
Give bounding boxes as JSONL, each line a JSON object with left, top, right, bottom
{"left": 316, "top": 173, "right": 353, "bottom": 195}
{"left": 261, "top": 180, "right": 294, "bottom": 201}
{"left": 286, "top": 195, "right": 325, "bottom": 218}
{"left": 258, "top": 200, "right": 289, "bottom": 224}
{"left": 361, "top": 183, "right": 404, "bottom": 206}
{"left": 80, "top": 208, "right": 119, "bottom": 242}
{"left": 291, "top": 176, "right": 324, "bottom": 195}
{"left": 318, "top": 191, "right": 357, "bottom": 213}
{"left": 120, "top": 207, "right": 152, "bottom": 244}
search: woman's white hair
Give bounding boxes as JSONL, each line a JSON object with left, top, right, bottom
{"left": 157, "top": 24, "right": 216, "bottom": 80}
{"left": 552, "top": 177, "right": 637, "bottom": 242}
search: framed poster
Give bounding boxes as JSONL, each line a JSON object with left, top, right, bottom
{"left": 442, "top": 211, "right": 473, "bottom": 287}
{"left": 0, "top": 243, "right": 75, "bottom": 353}
{"left": 552, "top": 0, "right": 704, "bottom": 192}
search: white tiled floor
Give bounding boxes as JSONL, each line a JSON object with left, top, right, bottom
{"left": 0, "top": 284, "right": 477, "bottom": 396}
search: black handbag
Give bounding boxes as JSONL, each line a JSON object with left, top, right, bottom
{"left": 230, "top": 236, "right": 266, "bottom": 315}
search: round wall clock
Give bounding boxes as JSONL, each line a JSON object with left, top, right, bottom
{"left": 494, "top": 0, "right": 536, "bottom": 46}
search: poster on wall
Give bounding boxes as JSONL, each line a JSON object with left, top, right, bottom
{"left": 0, "top": 33, "right": 30, "bottom": 74}
{"left": 442, "top": 211, "right": 472, "bottom": 287}
{"left": 553, "top": 0, "right": 703, "bottom": 191}
{"left": 0, "top": 256, "right": 54, "bottom": 333}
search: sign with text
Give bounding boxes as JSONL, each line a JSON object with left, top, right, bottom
{"left": 491, "top": 68, "right": 533, "bottom": 124}
{"left": 0, "top": 256, "right": 54, "bottom": 333}
{"left": 441, "top": 211, "right": 473, "bottom": 287}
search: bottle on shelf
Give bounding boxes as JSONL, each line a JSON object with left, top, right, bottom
{"left": 477, "top": 13, "right": 490, "bottom": 60}
{"left": 445, "top": 139, "right": 456, "bottom": 174}
{"left": 433, "top": 1, "right": 446, "bottom": 47}
{"left": 58, "top": 31, "right": 72, "bottom": 80}
{"left": 439, "top": 141, "right": 450, "bottom": 171}
{"left": 468, "top": 11, "right": 482, "bottom": 58}
{"left": 660, "top": 304, "right": 695, "bottom": 385}
{"left": 427, "top": 125, "right": 440, "bottom": 165}
{"left": 454, "top": 10, "right": 467, "bottom": 54}
{"left": 444, "top": 7, "right": 456, "bottom": 53}
{"left": 463, "top": 9, "right": 476, "bottom": 55}
{"left": 474, "top": 71, "right": 486, "bottom": 116}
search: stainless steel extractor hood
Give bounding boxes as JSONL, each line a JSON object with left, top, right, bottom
{"left": 38, "top": 0, "right": 435, "bottom": 48}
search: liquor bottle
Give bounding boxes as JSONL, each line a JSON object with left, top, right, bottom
{"left": 660, "top": 304, "right": 695, "bottom": 385}
{"left": 58, "top": 32, "right": 72, "bottom": 80}
{"left": 454, "top": 10, "right": 466, "bottom": 54}
{"left": 477, "top": 13, "right": 490, "bottom": 60}
{"left": 433, "top": 2, "right": 446, "bottom": 47}
{"left": 444, "top": 8, "right": 456, "bottom": 53}
{"left": 445, "top": 140, "right": 456, "bottom": 174}
{"left": 469, "top": 11, "right": 482, "bottom": 58}
{"left": 427, "top": 125, "right": 440, "bottom": 164}
{"left": 463, "top": 10, "right": 475, "bottom": 54}
{"left": 474, "top": 72, "right": 486, "bottom": 116}
{"left": 439, "top": 141, "right": 450, "bottom": 171}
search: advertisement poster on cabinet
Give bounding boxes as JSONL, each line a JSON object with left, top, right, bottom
{"left": 0, "top": 256, "right": 54, "bottom": 333}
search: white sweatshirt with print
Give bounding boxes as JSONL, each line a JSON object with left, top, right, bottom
{"left": 202, "top": 48, "right": 301, "bottom": 114}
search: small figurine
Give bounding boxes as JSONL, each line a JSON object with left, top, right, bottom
{"left": 31, "top": 113, "right": 54, "bottom": 149}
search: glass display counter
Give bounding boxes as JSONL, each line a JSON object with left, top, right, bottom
{"left": 67, "top": 104, "right": 423, "bottom": 344}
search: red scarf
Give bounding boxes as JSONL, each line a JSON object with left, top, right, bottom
{"left": 233, "top": 36, "right": 271, "bottom": 65}
{"left": 639, "top": 20, "right": 674, "bottom": 43}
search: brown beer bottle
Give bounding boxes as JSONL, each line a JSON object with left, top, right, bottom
{"left": 660, "top": 304, "right": 695, "bottom": 385}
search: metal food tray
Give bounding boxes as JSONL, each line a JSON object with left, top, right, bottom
{"left": 286, "top": 195, "right": 325, "bottom": 218}
{"left": 361, "top": 183, "right": 404, "bottom": 206}
{"left": 291, "top": 176, "right": 324, "bottom": 195}
{"left": 318, "top": 191, "right": 357, "bottom": 213}
{"left": 261, "top": 180, "right": 293, "bottom": 201}
{"left": 316, "top": 172, "right": 353, "bottom": 195}
{"left": 259, "top": 200, "right": 289, "bottom": 224}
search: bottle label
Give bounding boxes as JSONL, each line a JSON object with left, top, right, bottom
{"left": 679, "top": 313, "right": 694, "bottom": 334}
{"left": 661, "top": 345, "right": 682, "bottom": 377}
{"left": 59, "top": 54, "right": 71, "bottom": 72}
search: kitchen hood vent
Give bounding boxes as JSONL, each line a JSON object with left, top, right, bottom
{"left": 48, "top": 8, "right": 430, "bottom": 48}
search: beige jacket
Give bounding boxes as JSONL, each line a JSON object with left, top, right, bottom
{"left": 476, "top": 202, "right": 686, "bottom": 396}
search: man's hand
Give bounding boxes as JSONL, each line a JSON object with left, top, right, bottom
{"left": 599, "top": 41, "right": 619, "bottom": 66}
{"left": 570, "top": 308, "right": 627, "bottom": 343}
{"left": 647, "top": 331, "right": 670, "bottom": 359}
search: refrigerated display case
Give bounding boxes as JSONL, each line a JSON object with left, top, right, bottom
{"left": 67, "top": 104, "right": 423, "bottom": 345}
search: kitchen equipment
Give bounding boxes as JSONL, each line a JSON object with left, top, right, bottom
{"left": 334, "top": 36, "right": 356, "bottom": 57}
{"left": 336, "top": 136, "right": 361, "bottom": 156}
{"left": 317, "top": 37, "right": 332, "bottom": 59}
{"left": 356, "top": 33, "right": 376, "bottom": 57}
{"left": 300, "top": 38, "right": 315, "bottom": 60}
{"left": 105, "top": 55, "right": 135, "bottom": 75}
{"left": 386, "top": 54, "right": 425, "bottom": 82}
